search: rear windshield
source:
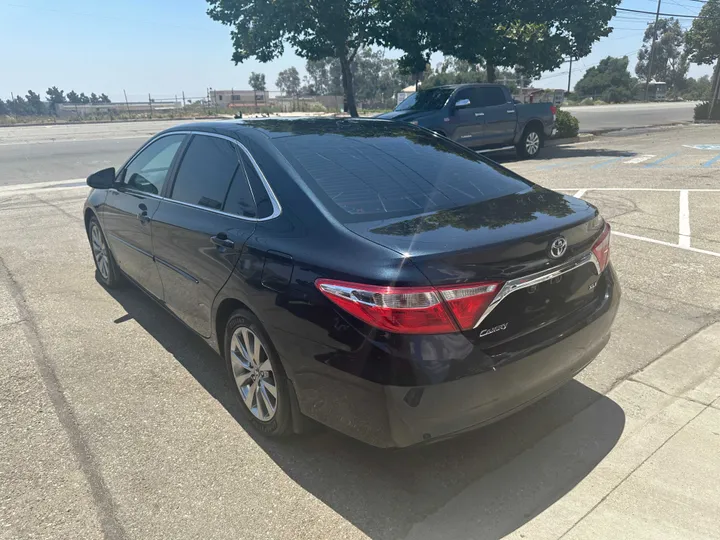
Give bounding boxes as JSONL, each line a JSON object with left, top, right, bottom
{"left": 395, "top": 88, "right": 453, "bottom": 111}
{"left": 272, "top": 124, "right": 533, "bottom": 223}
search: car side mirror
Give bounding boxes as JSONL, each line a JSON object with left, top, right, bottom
{"left": 87, "top": 167, "right": 116, "bottom": 189}
{"left": 454, "top": 98, "right": 471, "bottom": 109}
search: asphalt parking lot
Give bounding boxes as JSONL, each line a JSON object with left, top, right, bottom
{"left": 2, "top": 123, "right": 720, "bottom": 539}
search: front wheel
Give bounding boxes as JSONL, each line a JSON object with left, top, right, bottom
{"left": 87, "top": 216, "right": 123, "bottom": 288}
{"left": 516, "top": 127, "right": 543, "bottom": 159}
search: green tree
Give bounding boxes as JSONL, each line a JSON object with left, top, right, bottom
{"left": 636, "top": 18, "right": 688, "bottom": 92}
{"left": 67, "top": 90, "right": 82, "bottom": 104}
{"left": 682, "top": 75, "right": 712, "bottom": 100}
{"left": 207, "top": 0, "right": 383, "bottom": 117}
{"left": 686, "top": 0, "right": 720, "bottom": 66}
{"left": 574, "top": 56, "right": 634, "bottom": 102}
{"left": 0, "top": 100, "right": 8, "bottom": 115}
{"left": 276, "top": 67, "right": 301, "bottom": 96}
{"left": 305, "top": 58, "right": 343, "bottom": 95}
{"left": 393, "top": 0, "right": 620, "bottom": 83}
{"left": 45, "top": 86, "right": 66, "bottom": 114}
{"left": 686, "top": 0, "right": 720, "bottom": 113}
{"left": 248, "top": 72, "right": 266, "bottom": 92}
{"left": 90, "top": 92, "right": 100, "bottom": 104}
{"left": 79, "top": 92, "right": 91, "bottom": 104}
{"left": 99, "top": 93, "right": 111, "bottom": 103}
{"left": 25, "top": 90, "right": 46, "bottom": 115}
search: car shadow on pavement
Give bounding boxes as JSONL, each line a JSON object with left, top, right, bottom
{"left": 490, "top": 146, "right": 636, "bottom": 164}
{"left": 107, "top": 284, "right": 626, "bottom": 540}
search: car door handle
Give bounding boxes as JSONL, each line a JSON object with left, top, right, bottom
{"left": 137, "top": 203, "right": 151, "bottom": 225}
{"left": 211, "top": 233, "right": 235, "bottom": 249}
{"left": 475, "top": 112, "right": 485, "bottom": 117}
{"left": 507, "top": 110, "right": 516, "bottom": 114}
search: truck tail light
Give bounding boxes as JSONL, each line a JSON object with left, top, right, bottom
{"left": 550, "top": 105, "right": 557, "bottom": 115}
{"left": 315, "top": 279, "right": 503, "bottom": 334}
{"left": 592, "top": 222, "right": 611, "bottom": 272}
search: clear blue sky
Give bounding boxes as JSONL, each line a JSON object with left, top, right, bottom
{"left": 0, "top": 0, "right": 713, "bottom": 102}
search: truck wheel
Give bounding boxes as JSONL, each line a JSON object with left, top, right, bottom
{"left": 516, "top": 127, "right": 543, "bottom": 159}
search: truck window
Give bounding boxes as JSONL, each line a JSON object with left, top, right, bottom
{"left": 476, "top": 87, "right": 508, "bottom": 107}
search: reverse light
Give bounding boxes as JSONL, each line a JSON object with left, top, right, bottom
{"left": 592, "top": 222, "right": 611, "bottom": 272}
{"left": 315, "top": 279, "right": 502, "bottom": 334}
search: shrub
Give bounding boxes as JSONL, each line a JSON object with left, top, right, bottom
{"left": 555, "top": 110, "right": 580, "bottom": 138}
{"left": 694, "top": 101, "right": 720, "bottom": 120}
{"left": 580, "top": 97, "right": 596, "bottom": 105}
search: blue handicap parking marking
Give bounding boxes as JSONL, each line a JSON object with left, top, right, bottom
{"left": 683, "top": 144, "right": 720, "bottom": 151}
{"left": 644, "top": 152, "right": 680, "bottom": 168}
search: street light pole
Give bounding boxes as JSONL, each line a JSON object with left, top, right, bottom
{"left": 644, "top": 0, "right": 662, "bottom": 102}
{"left": 567, "top": 58, "right": 573, "bottom": 94}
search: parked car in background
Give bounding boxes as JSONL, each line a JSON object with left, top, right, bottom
{"left": 378, "top": 83, "right": 556, "bottom": 158}
{"left": 84, "top": 118, "right": 618, "bottom": 448}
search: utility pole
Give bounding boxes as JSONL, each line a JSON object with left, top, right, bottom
{"left": 644, "top": 0, "right": 662, "bottom": 102}
{"left": 148, "top": 93, "right": 153, "bottom": 118}
{"left": 123, "top": 89, "right": 130, "bottom": 114}
{"left": 567, "top": 58, "right": 573, "bottom": 94}
{"left": 182, "top": 91, "right": 186, "bottom": 107}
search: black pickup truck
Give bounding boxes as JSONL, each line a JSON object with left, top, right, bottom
{"left": 378, "top": 83, "right": 557, "bottom": 158}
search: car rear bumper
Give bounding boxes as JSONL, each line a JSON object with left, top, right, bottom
{"left": 287, "top": 267, "right": 620, "bottom": 448}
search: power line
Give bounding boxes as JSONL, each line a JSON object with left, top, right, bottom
{"left": 617, "top": 7, "right": 703, "bottom": 18}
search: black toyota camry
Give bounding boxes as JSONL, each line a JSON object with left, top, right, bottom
{"left": 83, "top": 118, "right": 619, "bottom": 447}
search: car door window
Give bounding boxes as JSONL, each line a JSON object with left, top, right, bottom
{"left": 475, "top": 87, "right": 507, "bottom": 107}
{"left": 170, "top": 135, "right": 240, "bottom": 210}
{"left": 223, "top": 157, "right": 257, "bottom": 218}
{"left": 240, "top": 154, "right": 275, "bottom": 218}
{"left": 122, "top": 135, "right": 185, "bottom": 195}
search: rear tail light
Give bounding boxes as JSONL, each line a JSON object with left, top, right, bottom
{"left": 315, "top": 279, "right": 502, "bottom": 335}
{"left": 550, "top": 105, "right": 557, "bottom": 115}
{"left": 592, "top": 222, "right": 611, "bottom": 272}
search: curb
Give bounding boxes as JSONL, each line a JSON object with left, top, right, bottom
{"left": 547, "top": 134, "right": 594, "bottom": 147}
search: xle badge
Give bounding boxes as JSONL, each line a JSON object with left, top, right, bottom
{"left": 479, "top": 323, "right": 508, "bottom": 338}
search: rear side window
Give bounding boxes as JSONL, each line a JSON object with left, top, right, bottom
{"left": 476, "top": 87, "right": 507, "bottom": 106}
{"left": 273, "top": 125, "right": 532, "bottom": 222}
{"left": 223, "top": 161, "right": 257, "bottom": 218}
{"left": 241, "top": 154, "right": 274, "bottom": 219}
{"left": 171, "top": 135, "right": 239, "bottom": 210}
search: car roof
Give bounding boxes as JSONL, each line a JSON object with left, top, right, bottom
{"left": 420, "top": 83, "right": 501, "bottom": 91}
{"left": 162, "top": 117, "right": 405, "bottom": 141}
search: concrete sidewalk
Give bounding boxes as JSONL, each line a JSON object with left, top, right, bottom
{"left": 407, "top": 323, "right": 720, "bottom": 540}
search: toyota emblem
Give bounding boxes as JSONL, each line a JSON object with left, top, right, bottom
{"left": 548, "top": 236, "right": 568, "bottom": 259}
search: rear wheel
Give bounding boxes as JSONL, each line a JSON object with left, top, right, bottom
{"left": 87, "top": 216, "right": 123, "bottom": 288}
{"left": 516, "top": 126, "right": 543, "bottom": 159}
{"left": 225, "top": 309, "right": 294, "bottom": 437}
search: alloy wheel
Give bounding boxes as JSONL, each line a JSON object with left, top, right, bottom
{"left": 525, "top": 131, "right": 540, "bottom": 155}
{"left": 230, "top": 327, "right": 278, "bottom": 421}
{"left": 90, "top": 224, "right": 110, "bottom": 280}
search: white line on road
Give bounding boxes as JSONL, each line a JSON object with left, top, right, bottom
{"left": 679, "top": 190, "right": 691, "bottom": 248}
{"left": 0, "top": 179, "right": 85, "bottom": 192}
{"left": 554, "top": 188, "right": 720, "bottom": 192}
{"left": 612, "top": 231, "right": 720, "bottom": 258}
{"left": 623, "top": 155, "right": 655, "bottom": 164}
{"left": 573, "top": 189, "right": 587, "bottom": 198}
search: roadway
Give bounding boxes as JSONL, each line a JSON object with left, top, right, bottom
{"left": 0, "top": 101, "right": 699, "bottom": 188}
{"left": 566, "top": 101, "right": 697, "bottom": 133}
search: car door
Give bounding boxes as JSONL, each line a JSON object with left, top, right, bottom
{"left": 475, "top": 87, "right": 518, "bottom": 145}
{"left": 448, "top": 88, "right": 486, "bottom": 147}
{"left": 151, "top": 133, "right": 259, "bottom": 337}
{"left": 102, "top": 133, "right": 187, "bottom": 299}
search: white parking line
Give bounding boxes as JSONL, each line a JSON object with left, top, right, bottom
{"left": 554, "top": 187, "right": 720, "bottom": 192}
{"left": 613, "top": 231, "right": 720, "bottom": 258}
{"left": 573, "top": 189, "right": 587, "bottom": 198}
{"left": 0, "top": 179, "right": 85, "bottom": 192}
{"left": 679, "top": 190, "right": 691, "bottom": 248}
{"left": 623, "top": 155, "right": 656, "bottom": 164}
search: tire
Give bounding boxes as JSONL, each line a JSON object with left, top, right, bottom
{"left": 516, "top": 126, "right": 543, "bottom": 159}
{"left": 224, "top": 309, "right": 294, "bottom": 437}
{"left": 87, "top": 216, "right": 123, "bottom": 288}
